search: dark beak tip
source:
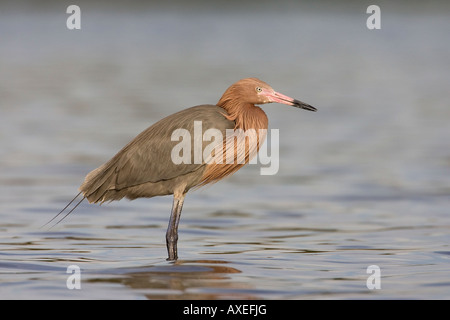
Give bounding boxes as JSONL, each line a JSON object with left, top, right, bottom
{"left": 295, "top": 103, "right": 317, "bottom": 112}
{"left": 292, "top": 99, "right": 316, "bottom": 112}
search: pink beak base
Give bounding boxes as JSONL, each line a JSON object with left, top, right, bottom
{"left": 269, "top": 91, "right": 317, "bottom": 112}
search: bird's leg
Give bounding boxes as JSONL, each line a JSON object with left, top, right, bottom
{"left": 166, "top": 193, "right": 185, "bottom": 261}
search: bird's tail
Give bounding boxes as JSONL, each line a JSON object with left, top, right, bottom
{"left": 79, "top": 161, "right": 121, "bottom": 204}
{"left": 42, "top": 159, "right": 123, "bottom": 229}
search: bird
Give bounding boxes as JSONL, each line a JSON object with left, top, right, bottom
{"left": 47, "top": 78, "right": 316, "bottom": 261}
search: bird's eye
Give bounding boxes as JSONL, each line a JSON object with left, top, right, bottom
{"left": 256, "top": 87, "right": 262, "bottom": 93}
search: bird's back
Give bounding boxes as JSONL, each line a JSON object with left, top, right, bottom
{"left": 80, "top": 105, "right": 235, "bottom": 203}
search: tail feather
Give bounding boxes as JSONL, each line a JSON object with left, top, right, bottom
{"left": 43, "top": 161, "right": 119, "bottom": 229}
{"left": 41, "top": 192, "right": 85, "bottom": 229}
{"left": 79, "top": 162, "right": 119, "bottom": 203}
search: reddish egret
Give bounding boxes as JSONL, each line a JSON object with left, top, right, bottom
{"left": 48, "top": 78, "right": 316, "bottom": 261}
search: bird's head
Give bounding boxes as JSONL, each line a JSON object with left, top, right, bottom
{"left": 218, "top": 77, "right": 317, "bottom": 112}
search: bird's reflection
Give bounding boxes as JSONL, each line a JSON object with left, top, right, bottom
{"left": 88, "top": 259, "right": 256, "bottom": 299}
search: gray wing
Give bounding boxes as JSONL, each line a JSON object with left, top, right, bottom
{"left": 80, "top": 105, "right": 234, "bottom": 203}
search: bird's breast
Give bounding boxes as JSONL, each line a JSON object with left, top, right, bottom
{"left": 196, "top": 105, "right": 268, "bottom": 187}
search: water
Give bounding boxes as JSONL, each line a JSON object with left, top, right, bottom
{"left": 1, "top": 1, "right": 450, "bottom": 299}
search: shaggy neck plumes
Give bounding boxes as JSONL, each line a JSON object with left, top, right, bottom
{"left": 217, "top": 96, "right": 268, "bottom": 132}
{"left": 196, "top": 89, "right": 270, "bottom": 187}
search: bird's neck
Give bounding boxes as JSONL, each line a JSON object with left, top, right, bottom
{"left": 198, "top": 99, "right": 269, "bottom": 187}
{"left": 218, "top": 99, "right": 268, "bottom": 132}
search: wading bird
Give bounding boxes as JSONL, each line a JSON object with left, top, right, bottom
{"left": 48, "top": 78, "right": 316, "bottom": 260}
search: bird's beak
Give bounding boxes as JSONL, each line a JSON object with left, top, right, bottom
{"left": 267, "top": 91, "right": 317, "bottom": 112}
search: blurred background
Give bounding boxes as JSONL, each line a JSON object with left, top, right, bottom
{"left": 0, "top": 0, "right": 449, "bottom": 299}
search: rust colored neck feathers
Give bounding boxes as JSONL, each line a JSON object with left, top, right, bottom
{"left": 217, "top": 85, "right": 268, "bottom": 131}
{"left": 197, "top": 88, "right": 269, "bottom": 187}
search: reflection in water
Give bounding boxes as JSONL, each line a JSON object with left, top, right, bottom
{"left": 88, "top": 260, "right": 252, "bottom": 299}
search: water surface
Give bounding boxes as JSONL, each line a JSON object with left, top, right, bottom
{"left": 1, "top": 2, "right": 450, "bottom": 299}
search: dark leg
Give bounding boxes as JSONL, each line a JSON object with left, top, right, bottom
{"left": 166, "top": 194, "right": 185, "bottom": 261}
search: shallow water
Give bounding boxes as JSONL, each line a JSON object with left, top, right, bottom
{"left": 1, "top": 2, "right": 450, "bottom": 299}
